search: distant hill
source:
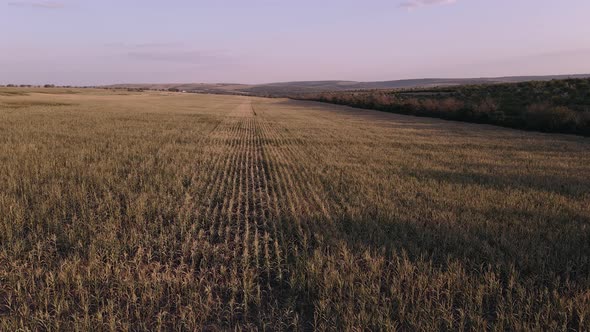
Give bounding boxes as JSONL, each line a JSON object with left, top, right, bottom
{"left": 105, "top": 83, "right": 251, "bottom": 94}
{"left": 104, "top": 74, "right": 590, "bottom": 96}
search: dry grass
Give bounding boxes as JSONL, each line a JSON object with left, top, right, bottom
{"left": 1, "top": 88, "right": 589, "bottom": 331}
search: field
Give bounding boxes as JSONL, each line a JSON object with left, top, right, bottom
{"left": 1, "top": 88, "right": 589, "bottom": 330}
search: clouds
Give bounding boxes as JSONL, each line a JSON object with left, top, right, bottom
{"left": 7, "top": 1, "right": 65, "bottom": 9}
{"left": 399, "top": 0, "right": 457, "bottom": 10}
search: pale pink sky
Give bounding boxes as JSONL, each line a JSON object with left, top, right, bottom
{"left": 1, "top": 0, "right": 589, "bottom": 85}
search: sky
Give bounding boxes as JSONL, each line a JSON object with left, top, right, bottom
{"left": 1, "top": 0, "right": 589, "bottom": 85}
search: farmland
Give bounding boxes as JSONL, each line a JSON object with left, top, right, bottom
{"left": 1, "top": 88, "right": 589, "bottom": 330}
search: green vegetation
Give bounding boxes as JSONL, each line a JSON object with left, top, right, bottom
{"left": 1, "top": 89, "right": 589, "bottom": 330}
{"left": 298, "top": 78, "right": 590, "bottom": 136}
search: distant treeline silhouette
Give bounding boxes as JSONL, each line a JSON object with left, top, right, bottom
{"left": 296, "top": 78, "right": 590, "bottom": 136}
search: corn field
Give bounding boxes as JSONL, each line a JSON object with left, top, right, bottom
{"left": 1, "top": 89, "right": 589, "bottom": 330}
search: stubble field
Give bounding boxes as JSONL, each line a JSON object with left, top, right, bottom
{"left": 1, "top": 88, "right": 589, "bottom": 330}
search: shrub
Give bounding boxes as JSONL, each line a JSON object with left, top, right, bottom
{"left": 525, "top": 104, "right": 580, "bottom": 132}
{"left": 475, "top": 97, "right": 498, "bottom": 114}
{"left": 439, "top": 98, "right": 464, "bottom": 113}
{"left": 420, "top": 99, "right": 438, "bottom": 112}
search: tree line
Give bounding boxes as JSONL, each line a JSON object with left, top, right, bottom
{"left": 295, "top": 78, "right": 590, "bottom": 136}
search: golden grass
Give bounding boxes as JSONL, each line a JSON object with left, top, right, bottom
{"left": 1, "top": 88, "right": 589, "bottom": 330}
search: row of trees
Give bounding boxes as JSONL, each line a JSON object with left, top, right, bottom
{"left": 0, "top": 84, "right": 77, "bottom": 88}
{"left": 298, "top": 79, "right": 590, "bottom": 136}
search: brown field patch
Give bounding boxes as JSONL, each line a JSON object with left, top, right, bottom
{"left": 1, "top": 89, "right": 589, "bottom": 330}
